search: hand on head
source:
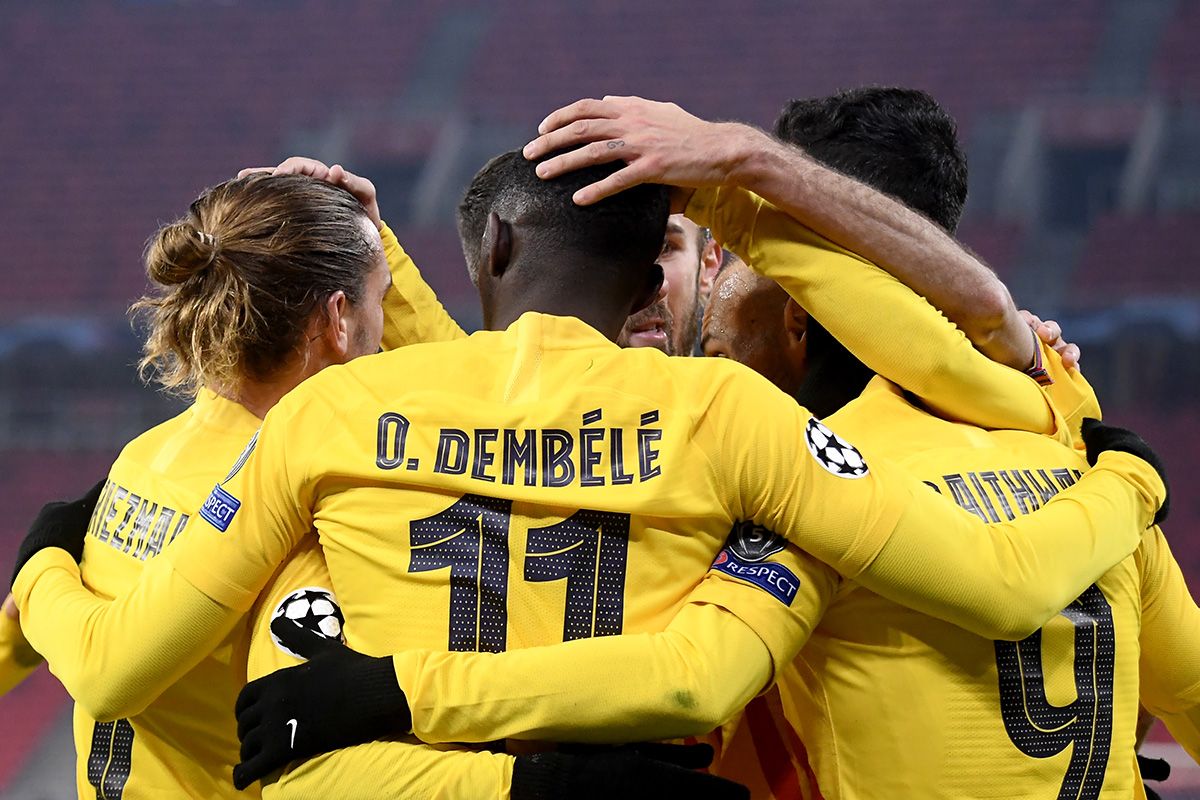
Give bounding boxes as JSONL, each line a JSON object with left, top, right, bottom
{"left": 524, "top": 96, "right": 750, "bottom": 210}
{"left": 237, "top": 157, "right": 383, "bottom": 229}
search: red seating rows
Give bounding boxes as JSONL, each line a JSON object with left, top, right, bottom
{"left": 0, "top": 1, "right": 439, "bottom": 315}
{"left": 0, "top": 1, "right": 1115, "bottom": 315}
{"left": 463, "top": 0, "right": 1105, "bottom": 133}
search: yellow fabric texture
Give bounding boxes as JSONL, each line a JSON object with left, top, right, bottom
{"left": 686, "top": 185, "right": 1056, "bottom": 436}
{"left": 168, "top": 311, "right": 1160, "bottom": 648}
{"left": 241, "top": 535, "right": 517, "bottom": 798}
{"left": 14, "top": 319, "right": 1162, "bottom": 793}
{"left": 752, "top": 377, "right": 1184, "bottom": 799}
{"left": 1135, "top": 525, "right": 1200, "bottom": 762}
{"left": 10, "top": 223, "right": 462, "bottom": 799}
{"left": 170, "top": 313, "right": 1158, "bottom": 712}
{"left": 378, "top": 223, "right": 467, "bottom": 350}
{"left": 14, "top": 391, "right": 259, "bottom": 799}
{"left": 260, "top": 739, "right": 513, "bottom": 800}
{"left": 390, "top": 548, "right": 837, "bottom": 745}
{"left": 0, "top": 602, "right": 41, "bottom": 697}
{"left": 1035, "top": 339, "right": 1103, "bottom": 452}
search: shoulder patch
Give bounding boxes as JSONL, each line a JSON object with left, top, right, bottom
{"left": 712, "top": 522, "right": 799, "bottom": 606}
{"left": 726, "top": 521, "right": 786, "bottom": 562}
{"left": 270, "top": 587, "right": 346, "bottom": 659}
{"left": 199, "top": 484, "right": 240, "bottom": 532}
{"left": 804, "top": 418, "right": 869, "bottom": 479}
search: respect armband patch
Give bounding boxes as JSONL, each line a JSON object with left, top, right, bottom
{"left": 710, "top": 548, "right": 800, "bottom": 606}
{"left": 199, "top": 484, "right": 241, "bottom": 532}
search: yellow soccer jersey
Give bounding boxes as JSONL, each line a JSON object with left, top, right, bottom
{"left": 764, "top": 377, "right": 1198, "bottom": 800}
{"left": 13, "top": 313, "right": 1162, "bottom": 798}
{"left": 170, "top": 311, "right": 1160, "bottom": 654}
{"left": 687, "top": 186, "right": 1057, "bottom": 437}
{"left": 22, "top": 221, "right": 450, "bottom": 799}
{"left": 243, "top": 535, "right": 519, "bottom": 798}
{"left": 70, "top": 389, "right": 261, "bottom": 799}
{"left": 239, "top": 524, "right": 836, "bottom": 798}
{"left": 378, "top": 223, "right": 466, "bottom": 350}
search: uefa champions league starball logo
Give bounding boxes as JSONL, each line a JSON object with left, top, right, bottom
{"left": 804, "top": 418, "right": 869, "bottom": 479}
{"left": 269, "top": 587, "right": 346, "bottom": 658}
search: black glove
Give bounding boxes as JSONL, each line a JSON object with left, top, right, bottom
{"left": 1138, "top": 753, "right": 1170, "bottom": 800}
{"left": 1081, "top": 418, "right": 1169, "bottom": 526}
{"left": 512, "top": 743, "right": 748, "bottom": 800}
{"left": 11, "top": 479, "right": 105, "bottom": 589}
{"left": 233, "top": 615, "right": 411, "bottom": 790}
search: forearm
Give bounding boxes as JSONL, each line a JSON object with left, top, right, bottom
{"left": 394, "top": 602, "right": 772, "bottom": 744}
{"left": 852, "top": 451, "right": 1162, "bottom": 640}
{"left": 0, "top": 603, "right": 41, "bottom": 696}
{"left": 723, "top": 125, "right": 1034, "bottom": 370}
{"left": 263, "top": 740, "right": 513, "bottom": 800}
{"left": 689, "top": 186, "right": 1053, "bottom": 433}
{"left": 379, "top": 223, "right": 467, "bottom": 349}
{"left": 13, "top": 549, "right": 240, "bottom": 720}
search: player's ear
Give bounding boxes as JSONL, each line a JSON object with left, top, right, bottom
{"left": 783, "top": 297, "right": 807, "bottom": 346}
{"left": 315, "top": 290, "right": 352, "bottom": 363}
{"left": 631, "top": 264, "right": 665, "bottom": 314}
{"left": 482, "top": 212, "right": 512, "bottom": 279}
{"left": 698, "top": 240, "right": 721, "bottom": 301}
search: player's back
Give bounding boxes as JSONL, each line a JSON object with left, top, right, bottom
{"left": 783, "top": 377, "right": 1142, "bottom": 799}
{"left": 77, "top": 390, "right": 261, "bottom": 799}
{"left": 277, "top": 312, "right": 798, "bottom": 658}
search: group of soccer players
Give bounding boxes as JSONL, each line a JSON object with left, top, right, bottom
{"left": 0, "top": 86, "right": 1196, "bottom": 800}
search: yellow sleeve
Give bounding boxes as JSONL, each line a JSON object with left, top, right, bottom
{"left": 1035, "top": 340, "right": 1102, "bottom": 451}
{"left": 0, "top": 597, "right": 41, "bottom": 697}
{"left": 167, "top": 399, "right": 316, "bottom": 611}
{"left": 393, "top": 544, "right": 836, "bottom": 746}
{"left": 710, "top": 371, "right": 1164, "bottom": 640}
{"left": 379, "top": 223, "right": 467, "bottom": 350}
{"left": 1135, "top": 525, "right": 1200, "bottom": 762}
{"left": 263, "top": 740, "right": 513, "bottom": 800}
{"left": 11, "top": 547, "right": 242, "bottom": 720}
{"left": 395, "top": 603, "right": 770, "bottom": 745}
{"left": 687, "top": 186, "right": 1054, "bottom": 434}
{"left": 11, "top": 411, "right": 309, "bottom": 721}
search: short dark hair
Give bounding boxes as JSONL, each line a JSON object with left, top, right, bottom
{"left": 457, "top": 152, "right": 509, "bottom": 285}
{"left": 773, "top": 87, "right": 967, "bottom": 233}
{"left": 458, "top": 149, "right": 669, "bottom": 285}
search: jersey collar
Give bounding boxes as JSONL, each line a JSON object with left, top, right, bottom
{"left": 191, "top": 389, "right": 264, "bottom": 434}
{"left": 502, "top": 311, "right": 620, "bottom": 352}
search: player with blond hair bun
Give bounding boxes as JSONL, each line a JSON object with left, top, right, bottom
{"left": 5, "top": 169, "right": 396, "bottom": 798}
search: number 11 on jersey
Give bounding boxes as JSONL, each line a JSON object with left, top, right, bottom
{"left": 408, "top": 494, "right": 631, "bottom": 652}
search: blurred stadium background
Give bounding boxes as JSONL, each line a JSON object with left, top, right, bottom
{"left": 1, "top": 0, "right": 1198, "bottom": 796}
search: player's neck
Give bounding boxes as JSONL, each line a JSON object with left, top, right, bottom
{"left": 220, "top": 368, "right": 311, "bottom": 420}
{"left": 487, "top": 287, "right": 630, "bottom": 343}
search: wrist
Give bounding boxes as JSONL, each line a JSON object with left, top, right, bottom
{"left": 720, "top": 124, "right": 773, "bottom": 188}
{"left": 354, "top": 654, "right": 412, "bottom": 735}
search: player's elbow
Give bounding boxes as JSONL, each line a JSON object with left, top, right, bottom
{"left": 984, "top": 612, "right": 1046, "bottom": 642}
{"left": 978, "top": 591, "right": 1062, "bottom": 641}
{"left": 660, "top": 681, "right": 743, "bottom": 736}
{"left": 958, "top": 287, "right": 1027, "bottom": 371}
{"left": 74, "top": 682, "right": 150, "bottom": 722}
{"left": 663, "top": 643, "right": 764, "bottom": 735}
